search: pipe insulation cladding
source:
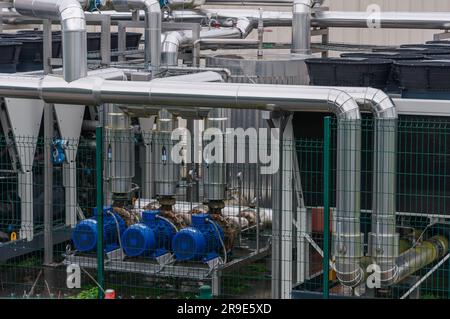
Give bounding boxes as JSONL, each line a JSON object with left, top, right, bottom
{"left": 14, "top": 0, "right": 88, "bottom": 82}
{"left": 102, "top": 0, "right": 161, "bottom": 71}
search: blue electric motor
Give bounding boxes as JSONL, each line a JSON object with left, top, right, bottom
{"left": 72, "top": 206, "right": 126, "bottom": 253}
{"left": 172, "top": 214, "right": 225, "bottom": 262}
{"left": 121, "top": 210, "right": 176, "bottom": 258}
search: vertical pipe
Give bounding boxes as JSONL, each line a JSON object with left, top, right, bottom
{"left": 292, "top": 0, "right": 312, "bottom": 54}
{"left": 96, "top": 126, "right": 105, "bottom": 299}
{"left": 369, "top": 117, "right": 399, "bottom": 286}
{"left": 322, "top": 116, "right": 331, "bottom": 299}
{"left": 333, "top": 117, "right": 363, "bottom": 288}
{"left": 108, "top": 0, "right": 161, "bottom": 72}
{"left": 43, "top": 19, "right": 52, "bottom": 75}
{"left": 43, "top": 20, "right": 53, "bottom": 266}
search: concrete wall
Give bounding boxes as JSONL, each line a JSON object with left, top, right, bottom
{"left": 325, "top": 0, "right": 450, "bottom": 45}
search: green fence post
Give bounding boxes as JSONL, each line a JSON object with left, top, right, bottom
{"left": 96, "top": 126, "right": 104, "bottom": 299}
{"left": 323, "top": 116, "right": 331, "bottom": 299}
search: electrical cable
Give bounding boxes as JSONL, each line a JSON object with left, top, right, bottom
{"left": 207, "top": 218, "right": 227, "bottom": 264}
{"left": 156, "top": 215, "right": 179, "bottom": 232}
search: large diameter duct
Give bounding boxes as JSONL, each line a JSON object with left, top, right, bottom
{"left": 14, "top": 0, "right": 88, "bottom": 82}
{"left": 105, "top": 0, "right": 161, "bottom": 71}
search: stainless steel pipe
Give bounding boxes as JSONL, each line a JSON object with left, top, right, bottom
{"left": 0, "top": 75, "right": 363, "bottom": 287}
{"left": 162, "top": 24, "right": 249, "bottom": 66}
{"left": 291, "top": 0, "right": 312, "bottom": 54}
{"left": 309, "top": 86, "right": 398, "bottom": 287}
{"left": 312, "top": 11, "right": 450, "bottom": 29}
{"left": 394, "top": 236, "right": 448, "bottom": 285}
{"left": 14, "top": 0, "right": 88, "bottom": 82}
{"left": 107, "top": 0, "right": 161, "bottom": 72}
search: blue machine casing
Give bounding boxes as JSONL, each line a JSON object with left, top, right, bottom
{"left": 51, "top": 139, "right": 67, "bottom": 165}
{"left": 72, "top": 206, "right": 126, "bottom": 253}
{"left": 121, "top": 210, "right": 176, "bottom": 258}
{"left": 172, "top": 213, "right": 225, "bottom": 262}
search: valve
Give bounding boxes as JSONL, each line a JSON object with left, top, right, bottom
{"left": 51, "top": 139, "right": 68, "bottom": 165}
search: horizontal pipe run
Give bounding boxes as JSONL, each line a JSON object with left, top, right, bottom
{"left": 192, "top": 39, "right": 260, "bottom": 66}
{"left": 0, "top": 75, "right": 361, "bottom": 117}
{"left": 161, "top": 26, "right": 245, "bottom": 66}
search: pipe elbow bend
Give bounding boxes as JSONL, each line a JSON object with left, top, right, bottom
{"left": 364, "top": 88, "right": 397, "bottom": 119}
{"left": 328, "top": 89, "right": 361, "bottom": 120}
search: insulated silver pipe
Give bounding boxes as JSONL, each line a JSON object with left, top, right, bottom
{"left": 0, "top": 75, "right": 362, "bottom": 116}
{"left": 347, "top": 88, "right": 399, "bottom": 287}
{"left": 291, "top": 0, "right": 312, "bottom": 54}
{"left": 309, "top": 86, "right": 398, "bottom": 287}
{"left": 394, "top": 236, "right": 448, "bottom": 285}
{"left": 154, "top": 71, "right": 224, "bottom": 83}
{"left": 161, "top": 24, "right": 248, "bottom": 66}
{"left": 203, "top": 108, "right": 229, "bottom": 202}
{"left": 13, "top": 0, "right": 88, "bottom": 82}
{"left": 0, "top": 75, "right": 363, "bottom": 286}
{"left": 342, "top": 88, "right": 399, "bottom": 285}
{"left": 106, "top": 0, "right": 161, "bottom": 72}
{"left": 153, "top": 109, "right": 179, "bottom": 197}
{"left": 312, "top": 11, "right": 450, "bottom": 30}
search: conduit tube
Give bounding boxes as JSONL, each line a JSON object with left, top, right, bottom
{"left": 13, "top": 0, "right": 88, "bottom": 82}
{"left": 0, "top": 75, "right": 364, "bottom": 286}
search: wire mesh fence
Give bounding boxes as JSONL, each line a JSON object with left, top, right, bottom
{"left": 0, "top": 133, "right": 99, "bottom": 298}
{"left": 1, "top": 114, "right": 450, "bottom": 299}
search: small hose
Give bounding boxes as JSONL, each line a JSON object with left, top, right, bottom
{"left": 207, "top": 219, "right": 227, "bottom": 265}
{"left": 106, "top": 211, "right": 123, "bottom": 252}
{"left": 156, "top": 215, "right": 179, "bottom": 232}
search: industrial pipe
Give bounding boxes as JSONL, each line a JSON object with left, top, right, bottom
{"left": 104, "top": 0, "right": 161, "bottom": 72}
{"left": 192, "top": 39, "right": 259, "bottom": 67}
{"left": 0, "top": 74, "right": 363, "bottom": 286}
{"left": 394, "top": 236, "right": 448, "bottom": 285}
{"left": 291, "top": 0, "right": 312, "bottom": 54}
{"left": 161, "top": 21, "right": 253, "bottom": 66}
{"left": 308, "top": 86, "right": 398, "bottom": 287}
{"left": 312, "top": 11, "right": 450, "bottom": 30}
{"left": 13, "top": 0, "right": 88, "bottom": 82}
{"left": 348, "top": 88, "right": 399, "bottom": 287}
{"left": 8, "top": 7, "right": 450, "bottom": 31}
{"left": 0, "top": 75, "right": 362, "bottom": 116}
